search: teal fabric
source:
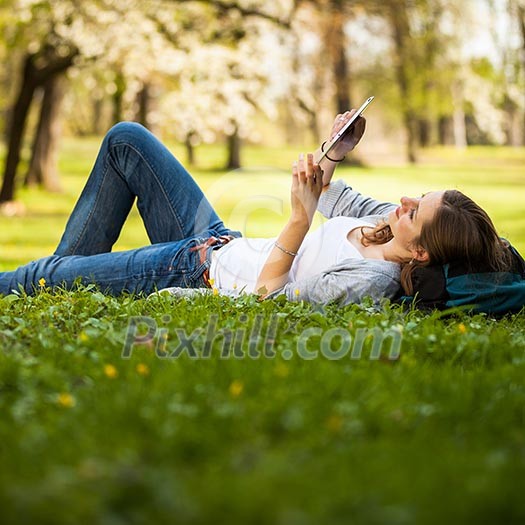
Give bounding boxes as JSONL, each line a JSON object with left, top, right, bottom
{"left": 444, "top": 265, "right": 525, "bottom": 314}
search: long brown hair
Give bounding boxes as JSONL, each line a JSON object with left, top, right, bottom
{"left": 361, "top": 190, "right": 512, "bottom": 295}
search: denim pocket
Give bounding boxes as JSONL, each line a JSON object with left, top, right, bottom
{"left": 160, "top": 237, "right": 203, "bottom": 282}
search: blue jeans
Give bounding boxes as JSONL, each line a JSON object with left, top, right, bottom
{"left": 0, "top": 122, "right": 241, "bottom": 296}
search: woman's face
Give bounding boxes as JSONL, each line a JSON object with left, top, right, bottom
{"left": 388, "top": 191, "right": 444, "bottom": 259}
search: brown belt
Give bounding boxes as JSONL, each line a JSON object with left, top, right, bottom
{"left": 189, "top": 234, "right": 235, "bottom": 287}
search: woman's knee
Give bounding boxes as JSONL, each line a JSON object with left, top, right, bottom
{"left": 105, "top": 121, "right": 151, "bottom": 147}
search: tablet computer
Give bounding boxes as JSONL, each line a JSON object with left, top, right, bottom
{"left": 318, "top": 96, "right": 374, "bottom": 163}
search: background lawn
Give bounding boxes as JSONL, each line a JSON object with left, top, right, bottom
{"left": 0, "top": 140, "right": 524, "bottom": 524}
{"left": 1, "top": 139, "right": 524, "bottom": 268}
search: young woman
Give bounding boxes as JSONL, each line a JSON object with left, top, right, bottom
{"left": 0, "top": 114, "right": 513, "bottom": 306}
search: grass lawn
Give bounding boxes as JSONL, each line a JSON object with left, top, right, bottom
{"left": 0, "top": 139, "right": 525, "bottom": 523}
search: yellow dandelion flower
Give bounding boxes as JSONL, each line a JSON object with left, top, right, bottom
{"left": 208, "top": 278, "right": 215, "bottom": 286}
{"left": 57, "top": 392, "right": 75, "bottom": 408}
{"left": 326, "top": 414, "right": 343, "bottom": 433}
{"left": 79, "top": 331, "right": 89, "bottom": 343}
{"left": 136, "top": 363, "right": 150, "bottom": 376}
{"left": 213, "top": 287, "right": 219, "bottom": 296}
{"left": 274, "top": 362, "right": 289, "bottom": 378}
{"left": 458, "top": 323, "right": 467, "bottom": 334}
{"left": 104, "top": 364, "right": 118, "bottom": 379}
{"left": 38, "top": 277, "right": 46, "bottom": 287}
{"left": 294, "top": 288, "right": 300, "bottom": 297}
{"left": 229, "top": 379, "right": 243, "bottom": 397}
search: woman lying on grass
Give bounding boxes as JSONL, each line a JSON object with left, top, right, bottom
{"left": 0, "top": 115, "right": 517, "bottom": 307}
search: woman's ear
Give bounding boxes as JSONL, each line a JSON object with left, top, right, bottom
{"left": 412, "top": 246, "right": 430, "bottom": 263}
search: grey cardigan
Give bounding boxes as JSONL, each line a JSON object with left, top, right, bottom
{"left": 159, "top": 180, "right": 402, "bottom": 306}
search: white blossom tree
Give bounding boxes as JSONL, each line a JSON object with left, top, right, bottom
{"left": 1, "top": 0, "right": 297, "bottom": 201}
{"left": 158, "top": 24, "right": 290, "bottom": 167}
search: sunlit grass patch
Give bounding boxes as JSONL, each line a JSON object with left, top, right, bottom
{"left": 0, "top": 285, "right": 524, "bottom": 523}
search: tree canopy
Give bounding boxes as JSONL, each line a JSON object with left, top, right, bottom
{"left": 0, "top": 0, "right": 523, "bottom": 203}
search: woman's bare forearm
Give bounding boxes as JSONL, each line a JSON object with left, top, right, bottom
{"left": 255, "top": 217, "right": 309, "bottom": 296}
{"left": 314, "top": 147, "right": 339, "bottom": 192}
{"left": 256, "top": 152, "right": 323, "bottom": 297}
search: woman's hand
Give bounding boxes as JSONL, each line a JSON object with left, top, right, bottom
{"left": 254, "top": 153, "right": 322, "bottom": 297}
{"left": 327, "top": 109, "right": 366, "bottom": 160}
{"left": 315, "top": 109, "right": 366, "bottom": 189}
{"left": 291, "top": 153, "right": 324, "bottom": 226}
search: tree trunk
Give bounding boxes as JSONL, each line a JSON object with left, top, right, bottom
{"left": 92, "top": 96, "right": 104, "bottom": 135}
{"left": 453, "top": 108, "right": 467, "bottom": 149}
{"left": 404, "top": 113, "right": 418, "bottom": 163}
{"left": 226, "top": 124, "right": 241, "bottom": 170}
{"left": 25, "top": 74, "right": 65, "bottom": 191}
{"left": 0, "top": 54, "right": 39, "bottom": 202}
{"left": 112, "top": 71, "right": 126, "bottom": 125}
{"left": 452, "top": 80, "right": 467, "bottom": 149}
{"left": 438, "top": 116, "right": 454, "bottom": 145}
{"left": 327, "top": 8, "right": 351, "bottom": 113}
{"left": 518, "top": 4, "right": 525, "bottom": 145}
{"left": 2, "top": 46, "right": 19, "bottom": 146}
{"left": 136, "top": 82, "right": 151, "bottom": 128}
{"left": 417, "top": 118, "right": 431, "bottom": 148}
{"left": 0, "top": 45, "right": 78, "bottom": 203}
{"left": 389, "top": 1, "right": 418, "bottom": 163}
{"left": 185, "top": 131, "right": 196, "bottom": 166}
{"left": 289, "top": 33, "right": 320, "bottom": 145}
{"left": 295, "top": 97, "right": 320, "bottom": 144}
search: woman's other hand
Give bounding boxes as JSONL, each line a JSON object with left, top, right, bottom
{"left": 328, "top": 109, "right": 366, "bottom": 160}
{"left": 291, "top": 153, "right": 324, "bottom": 226}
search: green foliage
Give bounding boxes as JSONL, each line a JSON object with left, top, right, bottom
{"left": 0, "top": 286, "right": 525, "bottom": 523}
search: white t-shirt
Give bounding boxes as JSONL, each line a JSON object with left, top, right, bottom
{"left": 209, "top": 217, "right": 375, "bottom": 293}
